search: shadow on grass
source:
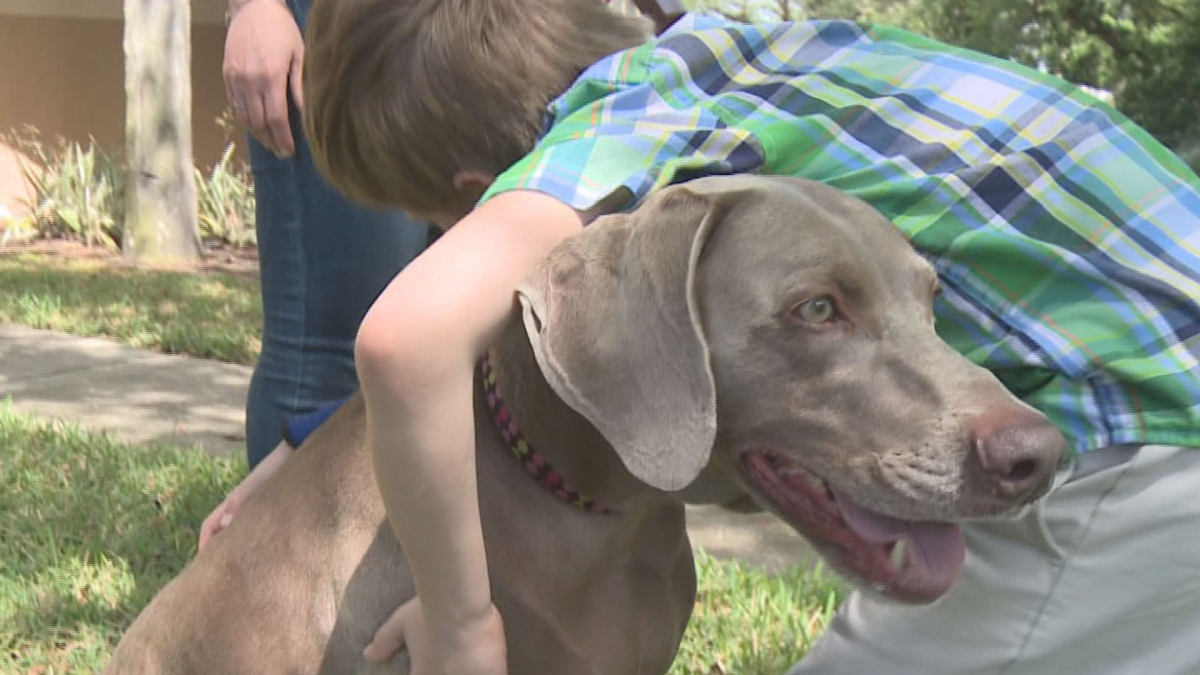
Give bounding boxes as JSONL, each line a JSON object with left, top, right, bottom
{"left": 0, "top": 252, "right": 262, "bottom": 365}
{"left": 0, "top": 404, "right": 244, "bottom": 672}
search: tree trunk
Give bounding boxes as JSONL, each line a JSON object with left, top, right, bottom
{"left": 122, "top": 0, "right": 201, "bottom": 265}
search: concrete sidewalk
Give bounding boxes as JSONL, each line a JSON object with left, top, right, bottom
{"left": 0, "top": 323, "right": 814, "bottom": 571}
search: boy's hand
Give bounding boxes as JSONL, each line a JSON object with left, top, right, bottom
{"left": 198, "top": 440, "right": 294, "bottom": 550}
{"left": 363, "top": 597, "right": 508, "bottom": 675}
{"left": 198, "top": 492, "right": 241, "bottom": 549}
{"left": 223, "top": 0, "right": 305, "bottom": 158}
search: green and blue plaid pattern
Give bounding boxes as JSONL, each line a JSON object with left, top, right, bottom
{"left": 483, "top": 13, "right": 1200, "bottom": 454}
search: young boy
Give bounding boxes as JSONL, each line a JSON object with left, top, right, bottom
{"left": 301, "top": 1, "right": 1200, "bottom": 672}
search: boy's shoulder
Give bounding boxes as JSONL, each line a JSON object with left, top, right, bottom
{"left": 567, "top": 11, "right": 792, "bottom": 91}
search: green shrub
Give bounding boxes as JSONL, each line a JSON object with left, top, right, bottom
{"left": 195, "top": 142, "right": 257, "bottom": 248}
{"left": 3, "top": 126, "right": 257, "bottom": 250}
{"left": 7, "top": 127, "right": 125, "bottom": 250}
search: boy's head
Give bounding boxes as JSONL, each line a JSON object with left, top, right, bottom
{"left": 303, "top": 0, "right": 653, "bottom": 225}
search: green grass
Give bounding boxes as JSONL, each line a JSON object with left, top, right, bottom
{"left": 0, "top": 252, "right": 261, "bottom": 365}
{"left": 0, "top": 404, "right": 843, "bottom": 674}
{"left": 0, "top": 403, "right": 244, "bottom": 674}
{"left": 673, "top": 552, "right": 844, "bottom": 674}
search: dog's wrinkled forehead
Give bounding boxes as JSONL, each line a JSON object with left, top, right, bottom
{"left": 686, "top": 176, "right": 909, "bottom": 246}
{"left": 683, "top": 176, "right": 934, "bottom": 300}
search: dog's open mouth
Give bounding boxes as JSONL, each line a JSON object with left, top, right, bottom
{"left": 738, "top": 450, "right": 965, "bottom": 604}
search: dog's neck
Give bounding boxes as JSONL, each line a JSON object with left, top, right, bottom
{"left": 486, "top": 321, "right": 666, "bottom": 513}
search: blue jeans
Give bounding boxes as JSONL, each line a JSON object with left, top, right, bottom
{"left": 244, "top": 0, "right": 430, "bottom": 467}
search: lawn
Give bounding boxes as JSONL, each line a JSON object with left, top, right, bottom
{"left": 0, "top": 404, "right": 244, "bottom": 674}
{"left": 0, "top": 403, "right": 844, "bottom": 675}
{"left": 0, "top": 249, "right": 261, "bottom": 365}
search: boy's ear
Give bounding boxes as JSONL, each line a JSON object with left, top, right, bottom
{"left": 452, "top": 170, "right": 495, "bottom": 202}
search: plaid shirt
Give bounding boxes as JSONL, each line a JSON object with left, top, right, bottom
{"left": 483, "top": 13, "right": 1200, "bottom": 455}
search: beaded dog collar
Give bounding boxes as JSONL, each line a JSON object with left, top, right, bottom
{"left": 479, "top": 353, "right": 612, "bottom": 515}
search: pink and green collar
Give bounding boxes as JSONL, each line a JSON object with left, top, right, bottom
{"left": 480, "top": 353, "right": 612, "bottom": 515}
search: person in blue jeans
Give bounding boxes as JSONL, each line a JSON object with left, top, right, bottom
{"left": 223, "top": 0, "right": 430, "bottom": 468}
{"left": 198, "top": 0, "right": 430, "bottom": 541}
{"left": 200, "top": 0, "right": 432, "bottom": 540}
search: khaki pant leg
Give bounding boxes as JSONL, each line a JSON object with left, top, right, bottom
{"left": 788, "top": 445, "right": 1200, "bottom": 675}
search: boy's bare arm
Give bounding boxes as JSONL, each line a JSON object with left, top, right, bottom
{"left": 354, "top": 190, "right": 584, "bottom": 670}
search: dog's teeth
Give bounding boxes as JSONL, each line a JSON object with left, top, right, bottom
{"left": 889, "top": 538, "right": 908, "bottom": 570}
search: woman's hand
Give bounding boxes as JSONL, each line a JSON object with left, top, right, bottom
{"left": 222, "top": 0, "right": 305, "bottom": 158}
{"left": 363, "top": 597, "right": 508, "bottom": 675}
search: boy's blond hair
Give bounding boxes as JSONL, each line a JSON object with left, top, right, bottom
{"left": 303, "top": 0, "right": 653, "bottom": 219}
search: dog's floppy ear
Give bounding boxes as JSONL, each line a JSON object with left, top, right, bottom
{"left": 516, "top": 184, "right": 727, "bottom": 492}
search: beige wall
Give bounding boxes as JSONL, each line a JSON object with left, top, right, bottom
{"left": 0, "top": 9, "right": 236, "bottom": 222}
{"left": 0, "top": 0, "right": 227, "bottom": 24}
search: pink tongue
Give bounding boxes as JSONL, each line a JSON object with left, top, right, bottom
{"left": 831, "top": 489, "right": 965, "bottom": 585}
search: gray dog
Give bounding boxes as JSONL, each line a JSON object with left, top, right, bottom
{"left": 103, "top": 175, "right": 1066, "bottom": 675}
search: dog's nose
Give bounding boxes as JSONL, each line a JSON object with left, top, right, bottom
{"left": 971, "top": 412, "right": 1066, "bottom": 502}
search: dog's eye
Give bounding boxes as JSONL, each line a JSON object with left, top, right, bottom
{"left": 794, "top": 296, "right": 837, "bottom": 324}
